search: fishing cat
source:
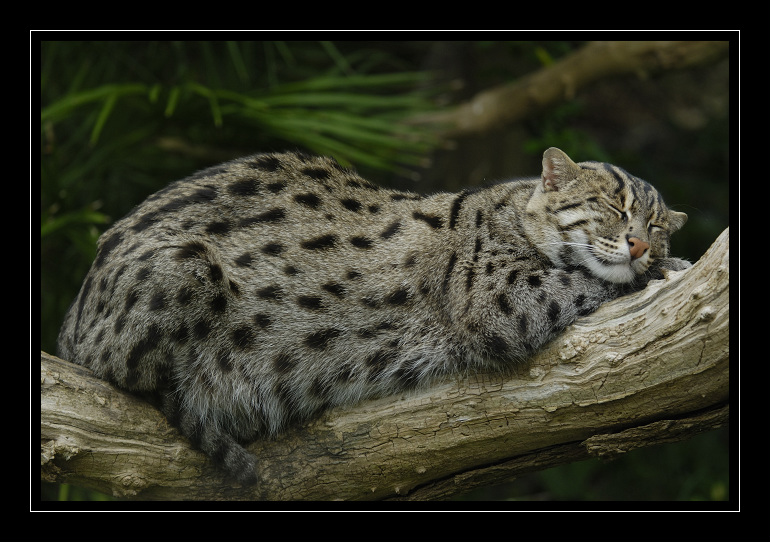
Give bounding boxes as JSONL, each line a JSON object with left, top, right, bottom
{"left": 57, "top": 147, "right": 690, "bottom": 484}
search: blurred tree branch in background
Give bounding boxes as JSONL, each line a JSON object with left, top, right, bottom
{"left": 415, "top": 41, "right": 729, "bottom": 137}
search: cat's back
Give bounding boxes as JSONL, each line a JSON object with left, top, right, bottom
{"left": 55, "top": 151, "right": 475, "bottom": 403}
{"left": 109, "top": 151, "right": 454, "bottom": 274}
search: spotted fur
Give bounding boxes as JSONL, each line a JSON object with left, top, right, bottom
{"left": 57, "top": 148, "right": 689, "bottom": 484}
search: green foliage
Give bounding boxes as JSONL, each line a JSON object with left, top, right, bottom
{"left": 523, "top": 102, "right": 613, "bottom": 163}
{"left": 537, "top": 430, "right": 729, "bottom": 501}
{"left": 456, "top": 428, "right": 729, "bottom": 502}
{"left": 40, "top": 41, "right": 441, "bottom": 355}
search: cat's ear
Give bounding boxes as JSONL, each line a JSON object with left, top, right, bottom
{"left": 668, "top": 210, "right": 688, "bottom": 233}
{"left": 542, "top": 148, "right": 581, "bottom": 191}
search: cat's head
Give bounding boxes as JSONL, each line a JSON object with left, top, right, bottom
{"left": 524, "top": 147, "right": 687, "bottom": 284}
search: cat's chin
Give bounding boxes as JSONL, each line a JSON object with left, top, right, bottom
{"left": 585, "top": 260, "right": 637, "bottom": 284}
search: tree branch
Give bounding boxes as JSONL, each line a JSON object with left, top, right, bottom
{"left": 413, "top": 41, "right": 730, "bottom": 137}
{"left": 41, "top": 228, "right": 729, "bottom": 500}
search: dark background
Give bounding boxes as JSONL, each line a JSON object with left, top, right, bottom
{"left": 39, "top": 39, "right": 730, "bottom": 502}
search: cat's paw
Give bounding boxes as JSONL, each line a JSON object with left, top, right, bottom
{"left": 658, "top": 257, "right": 692, "bottom": 272}
{"left": 647, "top": 257, "right": 692, "bottom": 281}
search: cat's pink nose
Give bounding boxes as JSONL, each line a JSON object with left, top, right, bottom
{"left": 628, "top": 237, "right": 650, "bottom": 260}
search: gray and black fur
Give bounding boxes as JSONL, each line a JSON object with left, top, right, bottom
{"left": 57, "top": 148, "right": 690, "bottom": 484}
